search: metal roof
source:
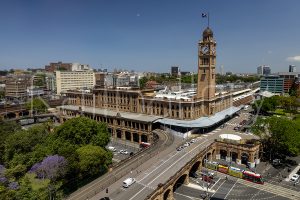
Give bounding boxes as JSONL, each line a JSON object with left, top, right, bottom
{"left": 59, "top": 105, "right": 242, "bottom": 128}
{"left": 155, "top": 106, "right": 242, "bottom": 128}
{"left": 59, "top": 105, "right": 161, "bottom": 123}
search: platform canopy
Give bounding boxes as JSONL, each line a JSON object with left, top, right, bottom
{"left": 155, "top": 106, "right": 242, "bottom": 128}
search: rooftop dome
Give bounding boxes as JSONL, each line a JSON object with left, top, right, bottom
{"left": 203, "top": 27, "right": 213, "bottom": 37}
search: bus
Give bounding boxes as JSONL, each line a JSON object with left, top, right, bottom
{"left": 140, "top": 142, "right": 151, "bottom": 148}
{"left": 218, "top": 165, "right": 229, "bottom": 174}
{"left": 229, "top": 166, "right": 243, "bottom": 178}
{"left": 242, "top": 170, "right": 264, "bottom": 184}
{"left": 205, "top": 161, "right": 218, "bottom": 170}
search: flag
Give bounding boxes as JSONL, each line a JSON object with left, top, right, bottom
{"left": 202, "top": 13, "right": 207, "bottom": 18}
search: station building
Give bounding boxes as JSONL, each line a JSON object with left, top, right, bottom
{"left": 59, "top": 27, "right": 255, "bottom": 144}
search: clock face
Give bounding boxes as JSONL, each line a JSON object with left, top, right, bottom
{"left": 201, "top": 45, "right": 209, "bottom": 55}
{"left": 211, "top": 46, "right": 216, "bottom": 54}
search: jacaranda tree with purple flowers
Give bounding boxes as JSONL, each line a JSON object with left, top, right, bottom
{"left": 8, "top": 181, "right": 19, "bottom": 190}
{"left": 30, "top": 155, "right": 67, "bottom": 181}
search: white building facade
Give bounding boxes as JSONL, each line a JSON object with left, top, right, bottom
{"left": 55, "top": 71, "right": 95, "bottom": 95}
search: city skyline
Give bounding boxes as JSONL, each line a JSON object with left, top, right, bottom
{"left": 0, "top": 0, "right": 299, "bottom": 73}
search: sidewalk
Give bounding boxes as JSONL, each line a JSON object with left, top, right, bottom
{"left": 285, "top": 164, "right": 300, "bottom": 181}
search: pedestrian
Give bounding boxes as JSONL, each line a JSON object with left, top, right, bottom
{"left": 106, "top": 188, "right": 108, "bottom": 193}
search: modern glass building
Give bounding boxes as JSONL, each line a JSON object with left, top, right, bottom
{"left": 260, "top": 75, "right": 284, "bottom": 94}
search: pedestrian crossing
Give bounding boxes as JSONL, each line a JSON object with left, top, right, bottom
{"left": 225, "top": 122, "right": 240, "bottom": 127}
{"left": 237, "top": 178, "right": 300, "bottom": 199}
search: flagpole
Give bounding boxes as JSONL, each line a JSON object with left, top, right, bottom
{"left": 208, "top": 12, "right": 210, "bottom": 28}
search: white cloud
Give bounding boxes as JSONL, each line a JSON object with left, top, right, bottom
{"left": 286, "top": 56, "right": 300, "bottom": 62}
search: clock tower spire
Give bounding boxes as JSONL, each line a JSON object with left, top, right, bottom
{"left": 197, "top": 27, "right": 216, "bottom": 100}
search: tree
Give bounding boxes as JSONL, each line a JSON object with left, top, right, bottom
{"left": 29, "top": 155, "right": 67, "bottom": 181}
{"left": 252, "top": 116, "right": 300, "bottom": 159}
{"left": 0, "top": 121, "right": 21, "bottom": 163}
{"left": 54, "top": 117, "right": 110, "bottom": 147}
{"left": 76, "top": 145, "right": 112, "bottom": 176}
{"left": 25, "top": 98, "right": 48, "bottom": 114}
{"left": 4, "top": 124, "right": 49, "bottom": 168}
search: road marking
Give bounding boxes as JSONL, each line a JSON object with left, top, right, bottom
{"left": 211, "top": 179, "right": 226, "bottom": 198}
{"left": 210, "top": 177, "right": 221, "bottom": 190}
{"left": 174, "top": 192, "right": 201, "bottom": 199}
{"left": 224, "top": 179, "right": 237, "bottom": 199}
{"left": 129, "top": 139, "right": 209, "bottom": 200}
{"left": 69, "top": 130, "right": 170, "bottom": 199}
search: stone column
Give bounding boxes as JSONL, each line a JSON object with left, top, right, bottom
{"left": 236, "top": 150, "right": 242, "bottom": 165}
{"left": 121, "top": 130, "right": 125, "bottom": 140}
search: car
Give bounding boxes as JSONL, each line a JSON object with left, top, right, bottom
{"left": 119, "top": 150, "right": 124, "bottom": 154}
{"left": 272, "top": 159, "right": 281, "bottom": 166}
{"left": 190, "top": 139, "right": 196, "bottom": 143}
{"left": 176, "top": 147, "right": 182, "bottom": 151}
{"left": 100, "top": 197, "right": 110, "bottom": 200}
{"left": 208, "top": 171, "right": 215, "bottom": 178}
{"left": 123, "top": 177, "right": 136, "bottom": 188}
{"left": 183, "top": 143, "right": 190, "bottom": 147}
{"left": 190, "top": 172, "right": 199, "bottom": 178}
{"left": 122, "top": 150, "right": 129, "bottom": 155}
{"left": 108, "top": 146, "right": 116, "bottom": 151}
{"left": 290, "top": 174, "right": 300, "bottom": 182}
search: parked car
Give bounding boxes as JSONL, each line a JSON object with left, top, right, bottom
{"left": 290, "top": 174, "right": 300, "bottom": 182}
{"left": 108, "top": 146, "right": 116, "bottom": 151}
{"left": 190, "top": 139, "right": 196, "bottom": 143}
{"left": 176, "top": 147, "right": 182, "bottom": 151}
{"left": 100, "top": 197, "right": 110, "bottom": 200}
{"left": 122, "top": 150, "right": 129, "bottom": 155}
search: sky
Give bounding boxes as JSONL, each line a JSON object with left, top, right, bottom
{"left": 0, "top": 0, "right": 300, "bottom": 73}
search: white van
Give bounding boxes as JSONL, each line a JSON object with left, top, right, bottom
{"left": 123, "top": 178, "right": 136, "bottom": 188}
{"left": 108, "top": 146, "right": 116, "bottom": 152}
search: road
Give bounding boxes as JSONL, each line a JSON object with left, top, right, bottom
{"left": 67, "top": 129, "right": 182, "bottom": 200}
{"left": 70, "top": 110, "right": 263, "bottom": 200}
{"left": 98, "top": 126, "right": 256, "bottom": 199}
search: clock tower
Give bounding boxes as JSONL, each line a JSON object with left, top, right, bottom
{"left": 197, "top": 27, "right": 216, "bottom": 100}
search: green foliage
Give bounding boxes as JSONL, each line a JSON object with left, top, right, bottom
{"left": 5, "top": 164, "right": 27, "bottom": 180}
{"left": 252, "top": 96, "right": 281, "bottom": 114}
{"left": 33, "top": 73, "right": 46, "bottom": 87}
{"left": 252, "top": 116, "right": 300, "bottom": 158}
{"left": 77, "top": 145, "right": 112, "bottom": 176}
{"left": 0, "top": 116, "right": 112, "bottom": 198}
{"left": 54, "top": 117, "right": 110, "bottom": 147}
{"left": 25, "top": 98, "right": 48, "bottom": 114}
{"left": 216, "top": 74, "right": 259, "bottom": 84}
{"left": 4, "top": 124, "right": 49, "bottom": 168}
{"left": 0, "top": 121, "right": 21, "bottom": 163}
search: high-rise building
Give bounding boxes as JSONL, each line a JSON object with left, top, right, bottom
{"left": 257, "top": 65, "right": 271, "bottom": 76}
{"left": 197, "top": 27, "right": 216, "bottom": 100}
{"left": 171, "top": 66, "right": 180, "bottom": 77}
{"left": 263, "top": 66, "right": 271, "bottom": 75}
{"left": 257, "top": 66, "right": 263, "bottom": 75}
{"left": 289, "top": 65, "right": 296, "bottom": 72}
{"left": 55, "top": 71, "right": 95, "bottom": 95}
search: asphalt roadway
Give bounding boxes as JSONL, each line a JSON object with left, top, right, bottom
{"left": 71, "top": 110, "right": 300, "bottom": 200}
{"left": 93, "top": 112, "right": 258, "bottom": 200}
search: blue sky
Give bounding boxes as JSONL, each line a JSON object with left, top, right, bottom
{"left": 0, "top": 0, "right": 300, "bottom": 73}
